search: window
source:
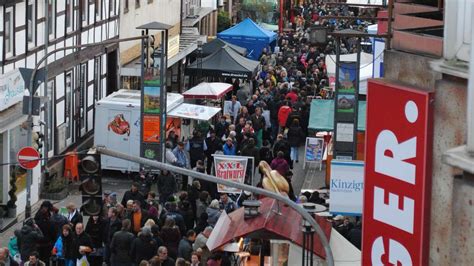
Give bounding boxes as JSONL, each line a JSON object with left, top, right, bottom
{"left": 48, "top": 0, "right": 56, "bottom": 39}
{"left": 109, "top": 0, "right": 115, "bottom": 16}
{"left": 66, "top": 0, "right": 73, "bottom": 32}
{"left": 4, "top": 7, "right": 13, "bottom": 57}
{"left": 136, "top": 0, "right": 140, "bottom": 8}
{"left": 124, "top": 0, "right": 129, "bottom": 13}
{"left": 65, "top": 72, "right": 72, "bottom": 142}
{"left": 444, "top": 0, "right": 472, "bottom": 62}
{"left": 27, "top": 0, "right": 35, "bottom": 45}
{"left": 95, "top": 0, "right": 101, "bottom": 20}
{"left": 46, "top": 80, "right": 55, "bottom": 154}
{"left": 82, "top": 0, "right": 88, "bottom": 23}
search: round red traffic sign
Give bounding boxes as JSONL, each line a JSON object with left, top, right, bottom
{"left": 17, "top": 147, "right": 41, "bottom": 169}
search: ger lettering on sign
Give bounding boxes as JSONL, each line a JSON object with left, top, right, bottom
{"left": 362, "top": 80, "right": 434, "bottom": 266}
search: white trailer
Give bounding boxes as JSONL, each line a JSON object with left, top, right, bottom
{"left": 94, "top": 89, "right": 220, "bottom": 172}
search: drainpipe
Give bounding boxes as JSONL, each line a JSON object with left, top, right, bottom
{"left": 467, "top": 6, "right": 474, "bottom": 155}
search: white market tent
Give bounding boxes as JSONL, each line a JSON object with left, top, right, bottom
{"left": 168, "top": 103, "right": 221, "bottom": 121}
{"left": 325, "top": 52, "right": 374, "bottom": 95}
{"left": 182, "top": 82, "right": 233, "bottom": 99}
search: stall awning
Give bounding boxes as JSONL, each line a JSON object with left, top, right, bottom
{"left": 182, "top": 82, "right": 233, "bottom": 99}
{"left": 168, "top": 103, "right": 221, "bottom": 121}
{"left": 309, "top": 99, "right": 366, "bottom": 131}
{"left": 206, "top": 198, "right": 332, "bottom": 258}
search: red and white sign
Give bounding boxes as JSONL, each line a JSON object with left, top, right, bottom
{"left": 362, "top": 80, "right": 434, "bottom": 266}
{"left": 17, "top": 146, "right": 41, "bottom": 169}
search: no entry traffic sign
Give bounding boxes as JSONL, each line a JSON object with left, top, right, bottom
{"left": 17, "top": 147, "right": 41, "bottom": 169}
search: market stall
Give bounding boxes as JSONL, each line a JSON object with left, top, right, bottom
{"left": 217, "top": 18, "right": 277, "bottom": 60}
{"left": 186, "top": 45, "right": 260, "bottom": 79}
{"left": 182, "top": 82, "right": 233, "bottom": 100}
{"left": 201, "top": 39, "right": 247, "bottom": 57}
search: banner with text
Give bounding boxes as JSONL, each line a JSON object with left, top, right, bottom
{"left": 329, "top": 160, "right": 364, "bottom": 215}
{"left": 214, "top": 155, "right": 248, "bottom": 194}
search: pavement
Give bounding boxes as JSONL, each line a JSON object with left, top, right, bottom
{"left": 0, "top": 146, "right": 327, "bottom": 246}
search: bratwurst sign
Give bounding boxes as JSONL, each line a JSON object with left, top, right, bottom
{"left": 362, "top": 80, "right": 434, "bottom": 265}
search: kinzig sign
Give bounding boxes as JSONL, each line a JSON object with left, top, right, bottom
{"left": 0, "top": 69, "right": 25, "bottom": 111}
{"left": 363, "top": 80, "right": 434, "bottom": 266}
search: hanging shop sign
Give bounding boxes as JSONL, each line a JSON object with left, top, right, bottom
{"left": 329, "top": 160, "right": 364, "bottom": 215}
{"left": 362, "top": 80, "right": 434, "bottom": 266}
{"left": 0, "top": 69, "right": 24, "bottom": 112}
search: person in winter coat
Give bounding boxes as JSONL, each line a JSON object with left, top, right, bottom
{"left": 52, "top": 224, "right": 76, "bottom": 266}
{"left": 195, "top": 191, "right": 209, "bottom": 223}
{"left": 179, "top": 201, "right": 195, "bottom": 233}
{"left": 177, "top": 230, "right": 196, "bottom": 261}
{"left": 85, "top": 215, "right": 105, "bottom": 266}
{"left": 160, "top": 218, "right": 181, "bottom": 260}
{"left": 271, "top": 151, "right": 290, "bottom": 176}
{"left": 250, "top": 107, "right": 266, "bottom": 148}
{"left": 222, "top": 138, "right": 237, "bottom": 155}
{"left": 121, "top": 183, "right": 146, "bottom": 207}
{"left": 273, "top": 134, "right": 292, "bottom": 168}
{"left": 286, "top": 118, "right": 305, "bottom": 163}
{"left": 186, "top": 130, "right": 208, "bottom": 170}
{"left": 23, "top": 252, "right": 45, "bottom": 266}
{"left": 157, "top": 169, "right": 178, "bottom": 204}
{"left": 14, "top": 218, "right": 44, "bottom": 263}
{"left": 193, "top": 226, "right": 213, "bottom": 264}
{"left": 71, "top": 223, "right": 93, "bottom": 262}
{"left": 206, "top": 200, "right": 222, "bottom": 227}
{"left": 130, "top": 227, "right": 159, "bottom": 264}
{"left": 164, "top": 201, "right": 187, "bottom": 235}
{"left": 205, "top": 130, "right": 222, "bottom": 175}
{"left": 34, "top": 202, "right": 56, "bottom": 263}
{"left": 278, "top": 101, "right": 292, "bottom": 130}
{"left": 103, "top": 207, "right": 122, "bottom": 265}
{"left": 110, "top": 219, "right": 135, "bottom": 266}
{"left": 193, "top": 212, "right": 209, "bottom": 236}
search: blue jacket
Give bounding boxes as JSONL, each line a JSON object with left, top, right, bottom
{"left": 223, "top": 143, "right": 236, "bottom": 155}
{"left": 172, "top": 147, "right": 188, "bottom": 168}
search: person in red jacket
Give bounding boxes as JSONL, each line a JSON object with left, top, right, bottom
{"left": 278, "top": 101, "right": 292, "bottom": 130}
{"left": 286, "top": 88, "right": 298, "bottom": 104}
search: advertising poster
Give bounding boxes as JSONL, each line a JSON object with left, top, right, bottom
{"left": 143, "top": 86, "right": 161, "bottom": 114}
{"left": 338, "top": 62, "right": 357, "bottom": 93}
{"left": 336, "top": 94, "right": 356, "bottom": 113}
{"left": 305, "top": 137, "right": 325, "bottom": 162}
{"left": 214, "top": 155, "right": 248, "bottom": 193}
{"left": 329, "top": 160, "right": 364, "bottom": 215}
{"left": 143, "top": 115, "right": 161, "bottom": 143}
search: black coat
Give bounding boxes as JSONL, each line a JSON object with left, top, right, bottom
{"left": 127, "top": 210, "right": 150, "bottom": 235}
{"left": 110, "top": 230, "right": 135, "bottom": 264}
{"left": 104, "top": 218, "right": 122, "bottom": 245}
{"left": 273, "top": 139, "right": 291, "bottom": 161}
{"left": 15, "top": 224, "right": 44, "bottom": 262}
{"left": 287, "top": 126, "right": 304, "bottom": 147}
{"left": 177, "top": 238, "right": 193, "bottom": 261}
{"left": 85, "top": 218, "right": 105, "bottom": 248}
{"left": 179, "top": 207, "right": 195, "bottom": 233}
{"left": 71, "top": 232, "right": 93, "bottom": 260}
{"left": 68, "top": 210, "right": 83, "bottom": 228}
{"left": 121, "top": 190, "right": 146, "bottom": 207}
{"left": 205, "top": 136, "right": 222, "bottom": 157}
{"left": 131, "top": 234, "right": 159, "bottom": 264}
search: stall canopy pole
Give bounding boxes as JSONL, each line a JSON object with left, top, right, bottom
{"left": 96, "top": 146, "right": 335, "bottom": 265}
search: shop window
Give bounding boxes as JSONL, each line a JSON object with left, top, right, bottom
{"left": 27, "top": 0, "right": 35, "bottom": 47}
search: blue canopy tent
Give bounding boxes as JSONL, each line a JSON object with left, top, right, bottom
{"left": 217, "top": 18, "right": 277, "bottom": 60}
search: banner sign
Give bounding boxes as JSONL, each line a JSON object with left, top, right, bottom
{"left": 140, "top": 33, "right": 167, "bottom": 162}
{"left": 0, "top": 69, "right": 24, "bottom": 111}
{"left": 329, "top": 160, "right": 364, "bottom": 215}
{"left": 305, "top": 137, "right": 325, "bottom": 162}
{"left": 362, "top": 80, "right": 434, "bottom": 266}
{"left": 214, "top": 155, "right": 248, "bottom": 193}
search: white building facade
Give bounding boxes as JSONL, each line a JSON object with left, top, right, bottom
{"left": 0, "top": 0, "right": 120, "bottom": 217}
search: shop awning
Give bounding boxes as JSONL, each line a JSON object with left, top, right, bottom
{"left": 182, "top": 82, "right": 233, "bottom": 99}
{"left": 201, "top": 38, "right": 247, "bottom": 57}
{"left": 168, "top": 103, "right": 221, "bottom": 121}
{"left": 206, "top": 197, "right": 332, "bottom": 258}
{"left": 309, "top": 99, "right": 366, "bottom": 131}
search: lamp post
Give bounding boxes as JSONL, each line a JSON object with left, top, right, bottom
{"left": 23, "top": 35, "right": 148, "bottom": 218}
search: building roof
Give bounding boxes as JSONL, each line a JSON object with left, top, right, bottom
{"left": 136, "top": 21, "right": 173, "bottom": 30}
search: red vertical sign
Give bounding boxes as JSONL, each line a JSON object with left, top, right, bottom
{"left": 363, "top": 80, "right": 434, "bottom": 265}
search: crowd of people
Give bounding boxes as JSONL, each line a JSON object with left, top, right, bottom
{"left": 0, "top": 1, "right": 374, "bottom": 265}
